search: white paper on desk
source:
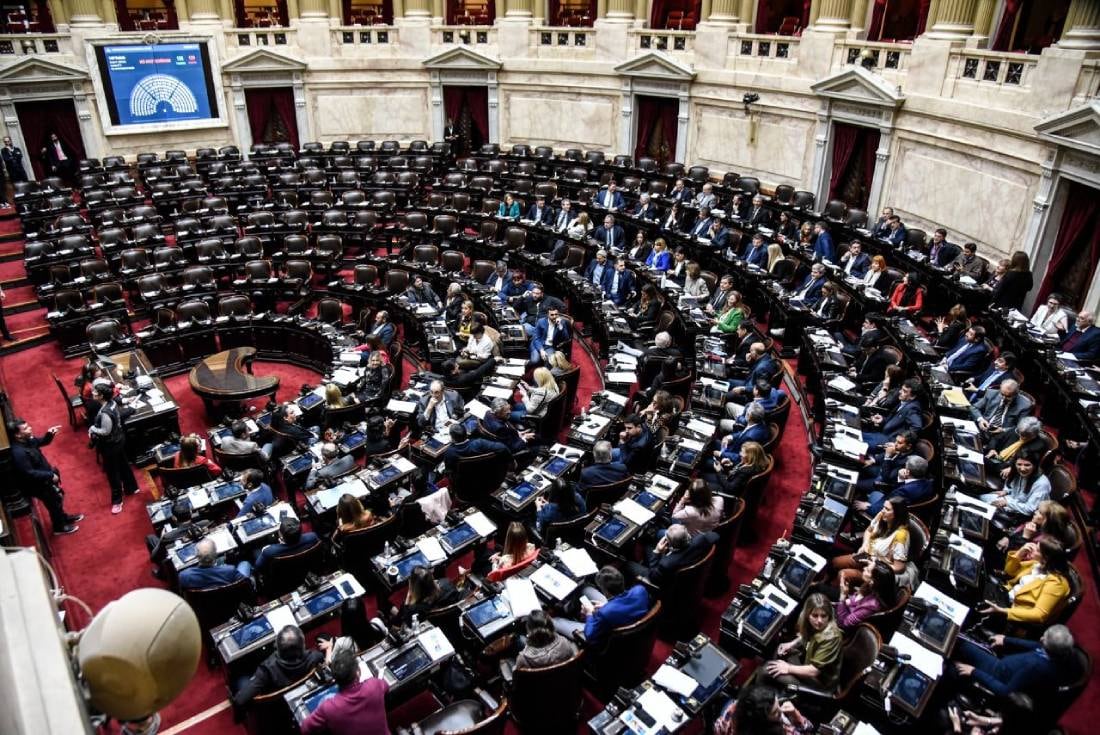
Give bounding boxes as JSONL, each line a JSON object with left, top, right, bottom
{"left": 555, "top": 547, "right": 599, "bottom": 577}
{"left": 831, "top": 434, "right": 868, "bottom": 457}
{"left": 940, "top": 416, "right": 979, "bottom": 434}
{"left": 416, "top": 537, "right": 447, "bottom": 563}
{"left": 614, "top": 497, "right": 656, "bottom": 526}
{"left": 833, "top": 402, "right": 860, "bottom": 416}
{"left": 503, "top": 577, "right": 541, "bottom": 618}
{"left": 614, "top": 341, "right": 644, "bottom": 358}
{"left": 790, "top": 544, "right": 827, "bottom": 572}
{"left": 633, "top": 688, "right": 686, "bottom": 732}
{"left": 314, "top": 486, "right": 344, "bottom": 509}
{"left": 956, "top": 446, "right": 985, "bottom": 464}
{"left": 949, "top": 533, "right": 983, "bottom": 560}
{"left": 853, "top": 722, "right": 882, "bottom": 735}
{"left": 386, "top": 399, "right": 418, "bottom": 413}
{"left": 759, "top": 583, "right": 798, "bottom": 615}
{"left": 677, "top": 437, "right": 705, "bottom": 453}
{"left": 465, "top": 399, "right": 491, "bottom": 420}
{"left": 331, "top": 368, "right": 360, "bottom": 385}
{"left": 889, "top": 633, "right": 944, "bottom": 678}
{"left": 824, "top": 464, "right": 859, "bottom": 484}
{"left": 465, "top": 511, "right": 496, "bottom": 538}
{"left": 392, "top": 456, "right": 417, "bottom": 473}
{"left": 1057, "top": 352, "right": 1080, "bottom": 363}
{"left": 266, "top": 604, "right": 298, "bottom": 632}
{"left": 827, "top": 375, "right": 859, "bottom": 392}
{"left": 332, "top": 572, "right": 366, "bottom": 599}
{"left": 505, "top": 357, "right": 528, "bottom": 367}
{"left": 603, "top": 391, "right": 629, "bottom": 406}
{"left": 497, "top": 364, "right": 525, "bottom": 377}
{"left": 606, "top": 371, "right": 639, "bottom": 385}
{"left": 339, "top": 351, "right": 361, "bottom": 365}
{"left": 653, "top": 664, "right": 699, "bottom": 698}
{"left": 685, "top": 418, "right": 718, "bottom": 436}
{"left": 418, "top": 627, "right": 455, "bottom": 662}
{"left": 187, "top": 486, "right": 210, "bottom": 510}
{"left": 913, "top": 582, "right": 969, "bottom": 626}
{"left": 530, "top": 564, "right": 578, "bottom": 600}
{"left": 481, "top": 385, "right": 514, "bottom": 400}
{"left": 955, "top": 493, "right": 997, "bottom": 519}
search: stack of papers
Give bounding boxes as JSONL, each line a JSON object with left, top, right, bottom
{"left": 416, "top": 537, "right": 446, "bottom": 563}
{"left": 555, "top": 547, "right": 599, "bottom": 577}
{"left": 418, "top": 627, "right": 455, "bottom": 661}
{"left": 465, "top": 511, "right": 496, "bottom": 537}
{"left": 504, "top": 578, "right": 541, "bottom": 618}
{"left": 889, "top": 633, "right": 944, "bottom": 678}
{"left": 827, "top": 375, "right": 859, "bottom": 392}
{"left": 530, "top": 564, "right": 578, "bottom": 600}
{"left": 614, "top": 498, "right": 656, "bottom": 526}
{"left": 265, "top": 604, "right": 297, "bottom": 632}
{"left": 912, "top": 583, "right": 969, "bottom": 625}
{"left": 653, "top": 665, "right": 698, "bottom": 697}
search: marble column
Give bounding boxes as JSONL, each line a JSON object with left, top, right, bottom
{"left": 605, "top": 0, "right": 633, "bottom": 20}
{"left": 972, "top": 0, "right": 995, "bottom": 39}
{"left": 404, "top": 0, "right": 430, "bottom": 16}
{"left": 1059, "top": 0, "right": 1100, "bottom": 49}
{"left": 68, "top": 0, "right": 103, "bottom": 25}
{"left": 505, "top": 0, "right": 532, "bottom": 17}
{"left": 925, "top": 0, "right": 977, "bottom": 40}
{"left": 189, "top": 0, "right": 221, "bottom": 21}
{"left": 739, "top": 0, "right": 752, "bottom": 26}
{"left": 811, "top": 0, "right": 853, "bottom": 32}
{"left": 707, "top": 0, "right": 739, "bottom": 23}
{"left": 849, "top": 0, "right": 867, "bottom": 31}
{"left": 299, "top": 0, "right": 328, "bottom": 17}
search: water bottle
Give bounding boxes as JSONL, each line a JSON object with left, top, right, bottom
{"left": 411, "top": 613, "right": 420, "bottom": 632}
{"left": 762, "top": 557, "right": 775, "bottom": 579}
{"left": 383, "top": 540, "right": 392, "bottom": 561}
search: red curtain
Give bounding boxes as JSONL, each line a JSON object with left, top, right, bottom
{"left": 659, "top": 98, "right": 678, "bottom": 163}
{"left": 828, "top": 123, "right": 859, "bottom": 202}
{"left": 114, "top": 0, "right": 134, "bottom": 29}
{"left": 1036, "top": 182, "right": 1100, "bottom": 307}
{"left": 245, "top": 88, "right": 300, "bottom": 150}
{"left": 801, "top": 0, "right": 811, "bottom": 28}
{"left": 233, "top": 0, "right": 246, "bottom": 24}
{"left": 443, "top": 86, "right": 489, "bottom": 144}
{"left": 634, "top": 97, "right": 658, "bottom": 163}
{"left": 275, "top": 0, "right": 288, "bottom": 24}
{"left": 915, "top": 0, "right": 931, "bottom": 33}
{"left": 860, "top": 128, "right": 880, "bottom": 210}
{"left": 649, "top": 0, "right": 667, "bottom": 28}
{"left": 866, "top": 0, "right": 887, "bottom": 40}
{"left": 993, "top": 0, "right": 1023, "bottom": 50}
{"left": 15, "top": 100, "right": 85, "bottom": 181}
{"left": 633, "top": 96, "right": 677, "bottom": 164}
{"left": 754, "top": 0, "right": 769, "bottom": 32}
{"left": 32, "top": 0, "right": 55, "bottom": 31}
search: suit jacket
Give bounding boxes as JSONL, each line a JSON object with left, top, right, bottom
{"left": 602, "top": 268, "right": 636, "bottom": 306}
{"left": 551, "top": 208, "right": 575, "bottom": 232}
{"left": 721, "top": 422, "right": 769, "bottom": 460}
{"left": 526, "top": 204, "right": 552, "bottom": 225}
{"left": 592, "top": 224, "right": 625, "bottom": 251}
{"left": 1001, "top": 552, "right": 1070, "bottom": 624}
{"left": 928, "top": 241, "right": 960, "bottom": 268}
{"left": 580, "top": 461, "right": 630, "bottom": 489}
{"left": 885, "top": 226, "right": 907, "bottom": 246}
{"left": 594, "top": 188, "right": 625, "bottom": 211}
{"left": 370, "top": 321, "right": 396, "bottom": 347}
{"left": 708, "top": 287, "right": 732, "bottom": 312}
{"left": 870, "top": 478, "right": 933, "bottom": 514}
{"left": 968, "top": 365, "right": 1012, "bottom": 396}
{"left": 991, "top": 271, "right": 1033, "bottom": 310}
{"left": 646, "top": 250, "right": 671, "bottom": 271}
{"left": 483, "top": 413, "right": 528, "bottom": 453}
{"left": 871, "top": 219, "right": 892, "bottom": 239}
{"left": 880, "top": 400, "right": 923, "bottom": 437}
{"left": 179, "top": 563, "right": 248, "bottom": 590}
{"left": 668, "top": 186, "right": 693, "bottom": 203}
{"left": 694, "top": 192, "right": 718, "bottom": 210}
{"left": 944, "top": 338, "right": 990, "bottom": 375}
{"left": 791, "top": 275, "right": 826, "bottom": 305}
{"left": 483, "top": 269, "right": 511, "bottom": 292}
{"left": 255, "top": 533, "right": 320, "bottom": 571}
{"left": 1, "top": 145, "right": 26, "bottom": 181}
{"left": 583, "top": 585, "right": 650, "bottom": 647}
{"left": 443, "top": 437, "right": 508, "bottom": 472}
{"left": 688, "top": 217, "right": 713, "bottom": 238}
{"left": 584, "top": 259, "right": 611, "bottom": 286}
{"left": 500, "top": 278, "right": 534, "bottom": 302}
{"left": 533, "top": 316, "right": 572, "bottom": 353}
{"left": 812, "top": 294, "right": 841, "bottom": 321}
{"left": 416, "top": 389, "right": 466, "bottom": 429}
{"left": 618, "top": 426, "right": 654, "bottom": 468}
{"left": 405, "top": 285, "right": 441, "bottom": 308}
{"left": 952, "top": 253, "right": 988, "bottom": 282}
{"left": 1061, "top": 324, "right": 1100, "bottom": 362}
{"left": 969, "top": 389, "right": 1032, "bottom": 428}
{"left": 813, "top": 232, "right": 835, "bottom": 263}
{"left": 633, "top": 201, "right": 659, "bottom": 221}
{"left": 735, "top": 355, "right": 779, "bottom": 390}
{"left": 744, "top": 206, "right": 771, "bottom": 228}
{"left": 11, "top": 433, "right": 58, "bottom": 488}
{"left": 647, "top": 531, "right": 719, "bottom": 589}
{"left": 742, "top": 242, "right": 768, "bottom": 268}
{"left": 306, "top": 454, "right": 358, "bottom": 489}
{"left": 841, "top": 252, "right": 871, "bottom": 278}
{"left": 519, "top": 294, "right": 567, "bottom": 325}
{"left": 965, "top": 637, "right": 1069, "bottom": 698}
{"left": 44, "top": 138, "right": 75, "bottom": 168}
{"left": 708, "top": 226, "right": 731, "bottom": 249}
{"left": 856, "top": 347, "right": 896, "bottom": 385}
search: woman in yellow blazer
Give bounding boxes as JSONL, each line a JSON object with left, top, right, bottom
{"left": 980, "top": 537, "right": 1071, "bottom": 625}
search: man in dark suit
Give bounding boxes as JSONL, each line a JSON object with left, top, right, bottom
{"left": 2, "top": 136, "right": 27, "bottom": 183}
{"left": 9, "top": 419, "right": 82, "bottom": 535}
{"left": 417, "top": 380, "right": 466, "bottom": 433}
{"left": 812, "top": 221, "right": 836, "bottom": 263}
{"left": 591, "top": 214, "right": 625, "bottom": 251}
{"left": 440, "top": 357, "right": 497, "bottom": 391}
{"left": 482, "top": 261, "right": 511, "bottom": 293}
{"left": 593, "top": 182, "right": 625, "bottom": 212}
{"left": 705, "top": 274, "right": 735, "bottom": 314}
{"left": 499, "top": 271, "right": 534, "bottom": 304}
{"left": 232, "top": 625, "right": 325, "bottom": 707}
{"left": 705, "top": 217, "right": 730, "bottom": 249}
{"left": 884, "top": 216, "right": 907, "bottom": 246}
{"left": 526, "top": 194, "right": 553, "bottom": 225}
{"left": 789, "top": 263, "right": 828, "bottom": 307}
{"left": 927, "top": 228, "right": 960, "bottom": 268}
{"left": 870, "top": 207, "right": 895, "bottom": 239}
{"left": 950, "top": 241, "right": 989, "bottom": 283}
{"left": 483, "top": 399, "right": 535, "bottom": 455}
{"left": 518, "top": 285, "right": 566, "bottom": 331}
{"left": 668, "top": 178, "right": 693, "bottom": 203}
{"left": 602, "top": 258, "right": 636, "bottom": 306}
{"left": 857, "top": 430, "right": 916, "bottom": 494}
{"left": 531, "top": 306, "right": 572, "bottom": 365}
{"left": 584, "top": 250, "right": 611, "bottom": 287}
{"left": 944, "top": 326, "right": 991, "bottom": 379}
{"left": 630, "top": 524, "right": 718, "bottom": 590}
{"left": 405, "top": 275, "right": 441, "bottom": 309}
{"left": 1061, "top": 311, "right": 1100, "bottom": 363}
{"left": 743, "top": 195, "right": 771, "bottom": 228}
{"left": 840, "top": 241, "right": 871, "bottom": 278}
{"left": 644, "top": 331, "right": 683, "bottom": 364}
{"left": 952, "top": 625, "right": 1079, "bottom": 699}
{"left": 632, "top": 193, "right": 659, "bottom": 221}
{"left": 255, "top": 516, "right": 320, "bottom": 572}
{"left": 43, "top": 133, "right": 76, "bottom": 182}
{"left": 856, "top": 455, "right": 933, "bottom": 515}
{"left": 305, "top": 443, "right": 358, "bottom": 490}
{"left": 741, "top": 233, "right": 769, "bottom": 269}
{"left": 970, "top": 380, "right": 1032, "bottom": 438}
{"left": 863, "top": 379, "right": 923, "bottom": 448}
{"left": 179, "top": 538, "right": 252, "bottom": 590}
{"left": 965, "top": 352, "right": 1017, "bottom": 399}
{"left": 146, "top": 500, "right": 211, "bottom": 567}
{"left": 580, "top": 440, "right": 630, "bottom": 489}
{"left": 442, "top": 423, "right": 508, "bottom": 473}
{"left": 369, "top": 310, "right": 396, "bottom": 347}
{"left": 551, "top": 198, "right": 576, "bottom": 233}
{"left": 613, "top": 414, "right": 654, "bottom": 469}
{"left": 720, "top": 403, "right": 769, "bottom": 460}
{"left": 728, "top": 343, "right": 778, "bottom": 396}
{"left": 687, "top": 207, "right": 713, "bottom": 238}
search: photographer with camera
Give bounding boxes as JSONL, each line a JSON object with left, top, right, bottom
{"left": 87, "top": 378, "right": 140, "bottom": 514}
{"left": 9, "top": 418, "right": 82, "bottom": 535}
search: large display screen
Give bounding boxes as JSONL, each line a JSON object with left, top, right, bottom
{"left": 94, "top": 43, "right": 218, "bottom": 126}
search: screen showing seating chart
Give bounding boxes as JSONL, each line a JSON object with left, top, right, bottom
{"left": 95, "top": 43, "right": 218, "bottom": 126}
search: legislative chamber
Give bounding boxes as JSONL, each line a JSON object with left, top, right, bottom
{"left": 0, "top": 1, "right": 1098, "bottom": 734}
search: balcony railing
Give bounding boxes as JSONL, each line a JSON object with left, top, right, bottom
{"left": 730, "top": 33, "right": 798, "bottom": 61}
{"left": 333, "top": 25, "right": 396, "bottom": 46}
{"left": 834, "top": 40, "right": 910, "bottom": 73}
{"left": 951, "top": 49, "right": 1038, "bottom": 87}
{"left": 225, "top": 27, "right": 296, "bottom": 48}
{"left": 632, "top": 29, "right": 694, "bottom": 53}
{"left": 433, "top": 25, "right": 495, "bottom": 46}
{"left": 0, "top": 33, "right": 70, "bottom": 55}
{"left": 531, "top": 27, "right": 595, "bottom": 58}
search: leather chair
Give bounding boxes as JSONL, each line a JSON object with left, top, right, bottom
{"left": 401, "top": 691, "right": 507, "bottom": 735}
{"left": 52, "top": 289, "right": 85, "bottom": 315}
{"left": 508, "top": 650, "right": 586, "bottom": 734}
{"left": 219, "top": 294, "right": 253, "bottom": 317}
{"left": 177, "top": 299, "right": 212, "bottom": 324}
{"left": 183, "top": 576, "right": 254, "bottom": 643}
{"left": 182, "top": 266, "right": 216, "bottom": 290}
{"left": 540, "top": 509, "right": 598, "bottom": 549}
{"left": 583, "top": 601, "right": 662, "bottom": 699}
{"left": 353, "top": 264, "right": 379, "bottom": 287}
{"left": 433, "top": 214, "right": 459, "bottom": 239}
{"left": 52, "top": 372, "right": 85, "bottom": 428}
{"left": 471, "top": 259, "right": 496, "bottom": 284}
{"left": 414, "top": 244, "right": 440, "bottom": 265}
{"left": 531, "top": 392, "right": 569, "bottom": 441}
{"left": 441, "top": 250, "right": 466, "bottom": 273}
{"left": 651, "top": 545, "right": 715, "bottom": 640}
{"left": 315, "top": 298, "right": 346, "bottom": 324}
{"left": 86, "top": 318, "right": 127, "bottom": 350}
{"left": 792, "top": 190, "right": 816, "bottom": 210}
{"left": 337, "top": 514, "right": 399, "bottom": 585}
{"left": 452, "top": 451, "right": 513, "bottom": 507}
{"left": 774, "top": 184, "right": 795, "bottom": 204}
{"left": 705, "top": 496, "right": 746, "bottom": 596}
{"left": 581, "top": 476, "right": 634, "bottom": 509}
{"left": 259, "top": 540, "right": 325, "bottom": 598}
{"left": 663, "top": 162, "right": 685, "bottom": 177}
{"left": 158, "top": 464, "right": 214, "bottom": 491}
{"left": 212, "top": 446, "right": 264, "bottom": 474}
{"left": 92, "top": 283, "right": 125, "bottom": 307}
{"left": 740, "top": 456, "right": 775, "bottom": 541}
{"left": 385, "top": 269, "right": 409, "bottom": 293}
{"left": 1047, "top": 463, "right": 1077, "bottom": 504}
{"left": 788, "top": 623, "right": 881, "bottom": 704}
{"left": 243, "top": 670, "right": 317, "bottom": 735}
{"left": 244, "top": 260, "right": 273, "bottom": 282}
{"left": 824, "top": 199, "right": 848, "bottom": 221}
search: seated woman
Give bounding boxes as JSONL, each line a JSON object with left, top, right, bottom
{"left": 836, "top": 559, "right": 898, "bottom": 630}
{"left": 235, "top": 469, "right": 275, "bottom": 518}
{"left": 934, "top": 304, "right": 969, "bottom": 349}
{"left": 645, "top": 237, "right": 671, "bottom": 272}
{"left": 497, "top": 193, "right": 521, "bottom": 220}
{"left": 713, "top": 684, "right": 814, "bottom": 735}
{"left": 640, "top": 389, "right": 677, "bottom": 433}
{"left": 713, "top": 291, "right": 746, "bottom": 334}
{"left": 566, "top": 211, "right": 592, "bottom": 239}
{"left": 390, "top": 565, "right": 462, "bottom": 628}
{"left": 323, "top": 383, "right": 347, "bottom": 410}
{"left": 535, "top": 479, "right": 587, "bottom": 536}
{"left": 333, "top": 493, "right": 375, "bottom": 541}
{"left": 173, "top": 434, "right": 222, "bottom": 476}
{"left": 887, "top": 271, "right": 924, "bottom": 316}
{"left": 444, "top": 283, "right": 466, "bottom": 325}
{"left": 980, "top": 538, "right": 1071, "bottom": 626}
{"left": 864, "top": 364, "right": 905, "bottom": 411}
{"left": 667, "top": 248, "right": 688, "bottom": 282}
{"left": 682, "top": 261, "right": 710, "bottom": 300}
{"left": 630, "top": 284, "right": 663, "bottom": 326}
{"left": 353, "top": 335, "right": 391, "bottom": 366}
{"left": 489, "top": 521, "right": 538, "bottom": 575}
{"left": 671, "top": 479, "right": 725, "bottom": 537}
{"left": 980, "top": 452, "right": 1051, "bottom": 526}
{"left": 516, "top": 367, "right": 560, "bottom": 420}
{"left": 626, "top": 231, "right": 651, "bottom": 263}
{"left": 775, "top": 211, "right": 799, "bottom": 243}
{"left": 514, "top": 610, "right": 578, "bottom": 669}
{"left": 357, "top": 351, "right": 393, "bottom": 406}
{"left": 547, "top": 350, "right": 576, "bottom": 379}
{"left": 761, "top": 593, "right": 842, "bottom": 690}
{"left": 831, "top": 497, "right": 912, "bottom": 589}
{"left": 703, "top": 440, "right": 768, "bottom": 497}
{"left": 451, "top": 299, "right": 475, "bottom": 341}
{"left": 995, "top": 499, "right": 1078, "bottom": 556}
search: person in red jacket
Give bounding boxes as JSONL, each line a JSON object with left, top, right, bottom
{"left": 301, "top": 649, "right": 391, "bottom": 735}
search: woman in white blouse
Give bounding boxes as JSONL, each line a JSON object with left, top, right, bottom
{"left": 682, "top": 261, "right": 711, "bottom": 300}
{"left": 862, "top": 255, "right": 889, "bottom": 290}
{"left": 566, "top": 211, "right": 592, "bottom": 239}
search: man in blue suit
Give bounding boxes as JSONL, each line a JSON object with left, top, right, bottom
{"left": 965, "top": 352, "right": 1017, "bottom": 399}
{"left": 724, "top": 379, "right": 784, "bottom": 431}
{"left": 554, "top": 566, "right": 650, "bottom": 646}
{"left": 927, "top": 228, "right": 960, "bottom": 267}
{"left": 856, "top": 455, "right": 933, "bottom": 515}
{"left": 952, "top": 625, "right": 1079, "bottom": 699}
{"left": 584, "top": 250, "right": 611, "bottom": 287}
{"left": 613, "top": 414, "right": 654, "bottom": 468}
{"left": 255, "top": 517, "right": 320, "bottom": 573}
{"left": 483, "top": 399, "right": 535, "bottom": 454}
{"left": 741, "top": 233, "right": 769, "bottom": 268}
{"left": 525, "top": 194, "right": 553, "bottom": 225}
{"left": 668, "top": 179, "right": 693, "bottom": 203}
{"left": 789, "top": 263, "right": 828, "bottom": 307}
{"left": 870, "top": 207, "right": 895, "bottom": 239}
{"left": 442, "top": 423, "right": 508, "bottom": 474}
{"left": 863, "top": 379, "right": 923, "bottom": 448}
{"left": 705, "top": 218, "right": 730, "bottom": 249}
{"left": 179, "top": 538, "right": 252, "bottom": 590}
{"left": 632, "top": 193, "right": 659, "bottom": 221}
{"left": 839, "top": 241, "right": 871, "bottom": 278}
{"left": 944, "top": 326, "right": 991, "bottom": 379}
{"left": 602, "top": 258, "right": 636, "bottom": 306}
{"left": 482, "top": 261, "right": 511, "bottom": 294}
{"left": 719, "top": 403, "right": 769, "bottom": 460}
{"left": 592, "top": 214, "right": 625, "bottom": 251}
{"left": 369, "top": 310, "right": 396, "bottom": 347}
{"left": 592, "top": 182, "right": 625, "bottom": 212}
{"left": 498, "top": 271, "right": 534, "bottom": 303}
{"left": 579, "top": 440, "right": 629, "bottom": 489}
{"left": 531, "top": 306, "right": 572, "bottom": 365}
{"left": 687, "top": 208, "right": 713, "bottom": 238}
{"left": 812, "top": 221, "right": 836, "bottom": 263}
{"left": 1061, "top": 311, "right": 1100, "bottom": 363}
{"left": 884, "top": 216, "right": 907, "bottom": 246}
{"left": 728, "top": 343, "right": 778, "bottom": 397}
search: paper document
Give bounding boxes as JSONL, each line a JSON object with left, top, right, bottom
{"left": 555, "top": 547, "right": 599, "bottom": 577}
{"left": 789, "top": 544, "right": 827, "bottom": 572}
{"left": 614, "top": 497, "right": 656, "bottom": 526}
{"left": 529, "top": 564, "right": 578, "bottom": 600}
{"left": 392, "top": 456, "right": 417, "bottom": 473}
{"left": 465, "top": 399, "right": 491, "bottom": 420}
{"left": 633, "top": 688, "right": 686, "bottom": 732}
{"left": 827, "top": 375, "right": 859, "bottom": 392}
{"left": 265, "top": 604, "right": 297, "bottom": 632}
{"left": 653, "top": 664, "right": 699, "bottom": 697}
{"left": 386, "top": 399, "right": 418, "bottom": 413}
{"left": 913, "top": 582, "right": 969, "bottom": 626}
{"left": 889, "top": 633, "right": 944, "bottom": 678}
{"left": 949, "top": 533, "right": 983, "bottom": 560}
{"left": 831, "top": 434, "right": 868, "bottom": 457}
{"left": 503, "top": 578, "right": 541, "bottom": 618}
{"left": 331, "top": 573, "right": 366, "bottom": 599}
{"left": 418, "top": 627, "right": 455, "bottom": 661}
{"left": 314, "top": 486, "right": 345, "bottom": 509}
{"left": 416, "top": 537, "right": 447, "bottom": 563}
{"left": 759, "top": 583, "right": 798, "bottom": 615}
{"left": 465, "top": 511, "right": 496, "bottom": 538}
{"left": 940, "top": 388, "right": 970, "bottom": 408}
{"left": 955, "top": 494, "right": 996, "bottom": 519}
{"left": 606, "top": 371, "right": 639, "bottom": 384}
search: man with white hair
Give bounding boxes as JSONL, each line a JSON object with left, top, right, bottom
{"left": 952, "top": 624, "right": 1080, "bottom": 699}
{"left": 694, "top": 182, "right": 717, "bottom": 210}
{"left": 633, "top": 192, "right": 659, "bottom": 221}
{"left": 483, "top": 398, "right": 535, "bottom": 455}
{"left": 584, "top": 249, "right": 610, "bottom": 286}
{"left": 744, "top": 194, "right": 771, "bottom": 228}
{"left": 644, "top": 331, "right": 683, "bottom": 364}
{"left": 580, "top": 440, "right": 629, "bottom": 489}
{"left": 305, "top": 442, "right": 357, "bottom": 489}
{"left": 1061, "top": 310, "right": 1100, "bottom": 362}
{"left": 178, "top": 538, "right": 252, "bottom": 590}
{"left": 628, "top": 523, "right": 718, "bottom": 590}
{"left": 416, "top": 379, "right": 465, "bottom": 434}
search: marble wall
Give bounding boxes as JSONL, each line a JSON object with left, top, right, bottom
{"left": 500, "top": 87, "right": 619, "bottom": 149}
{"left": 311, "top": 87, "right": 430, "bottom": 140}
{"left": 691, "top": 103, "right": 816, "bottom": 185}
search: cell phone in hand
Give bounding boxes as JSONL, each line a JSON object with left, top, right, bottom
{"left": 579, "top": 595, "right": 593, "bottom": 609}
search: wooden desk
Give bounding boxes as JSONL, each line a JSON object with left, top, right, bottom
{"left": 188, "top": 347, "right": 280, "bottom": 418}
{"left": 105, "top": 349, "right": 181, "bottom": 459}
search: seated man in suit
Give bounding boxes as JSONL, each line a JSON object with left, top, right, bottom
{"left": 146, "top": 500, "right": 211, "bottom": 566}
{"left": 632, "top": 192, "right": 659, "bottom": 221}
{"left": 731, "top": 322, "right": 759, "bottom": 366}
{"left": 232, "top": 624, "right": 325, "bottom": 707}
{"left": 483, "top": 398, "right": 536, "bottom": 455}
{"left": 693, "top": 182, "right": 718, "bottom": 210}
{"left": 553, "top": 565, "right": 650, "bottom": 647}
{"left": 965, "top": 351, "right": 1017, "bottom": 399}
{"left": 602, "top": 257, "right": 636, "bottom": 306}
{"left": 629, "top": 524, "right": 719, "bottom": 590}
{"left": 668, "top": 178, "right": 693, "bottom": 203}
{"left": 526, "top": 194, "right": 553, "bottom": 225}
{"left": 722, "top": 379, "right": 784, "bottom": 431}
{"left": 950, "top": 241, "right": 989, "bottom": 283}
{"left": 926, "top": 228, "right": 961, "bottom": 268}
{"left": 870, "top": 206, "right": 894, "bottom": 239}
{"left": 179, "top": 537, "right": 252, "bottom": 590}
{"left": 498, "top": 270, "right": 534, "bottom": 304}
{"left": 584, "top": 249, "right": 611, "bottom": 288}
{"left": 593, "top": 182, "right": 625, "bottom": 212}
{"left": 719, "top": 403, "right": 769, "bottom": 461}
{"left": 743, "top": 195, "right": 771, "bottom": 228}
{"left": 440, "top": 357, "right": 497, "bottom": 391}
{"left": 986, "top": 416, "right": 1048, "bottom": 475}
{"left": 591, "top": 214, "right": 625, "bottom": 251}
{"left": 728, "top": 343, "right": 778, "bottom": 398}
{"left": 863, "top": 379, "right": 923, "bottom": 448}
{"left": 855, "top": 455, "right": 932, "bottom": 515}
{"left": 970, "top": 379, "right": 1032, "bottom": 440}
{"left": 551, "top": 198, "right": 577, "bottom": 233}
{"left": 704, "top": 274, "right": 735, "bottom": 315}
{"left": 811, "top": 221, "right": 836, "bottom": 263}
{"left": 839, "top": 241, "right": 871, "bottom": 278}
{"left": 612, "top": 414, "right": 654, "bottom": 469}
{"left": 1060, "top": 311, "right": 1100, "bottom": 363}
{"left": 951, "top": 624, "right": 1080, "bottom": 699}
{"left": 417, "top": 380, "right": 466, "bottom": 435}
{"left": 305, "top": 443, "right": 358, "bottom": 490}
{"left": 857, "top": 430, "right": 916, "bottom": 494}
{"left": 944, "top": 326, "right": 991, "bottom": 380}
{"left": 517, "top": 285, "right": 567, "bottom": 333}
{"left": 530, "top": 306, "right": 572, "bottom": 366}
{"left": 705, "top": 217, "right": 730, "bottom": 249}
{"left": 442, "top": 423, "right": 508, "bottom": 475}
{"left": 883, "top": 215, "right": 907, "bottom": 246}
{"left": 852, "top": 338, "right": 896, "bottom": 386}
{"left": 404, "top": 275, "right": 442, "bottom": 310}
{"left": 740, "top": 233, "right": 769, "bottom": 269}
{"left": 368, "top": 310, "right": 396, "bottom": 348}
{"left": 788, "top": 263, "right": 828, "bottom": 308}
{"left": 644, "top": 331, "right": 683, "bottom": 365}
{"left": 483, "top": 260, "right": 511, "bottom": 293}
{"left": 255, "top": 516, "right": 320, "bottom": 573}
{"left": 687, "top": 207, "right": 713, "bottom": 238}
{"left": 580, "top": 440, "right": 630, "bottom": 490}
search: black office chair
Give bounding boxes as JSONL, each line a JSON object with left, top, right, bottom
{"left": 650, "top": 546, "right": 715, "bottom": 641}
{"left": 582, "top": 601, "right": 662, "bottom": 700}
{"left": 259, "top": 540, "right": 325, "bottom": 598}
{"left": 507, "top": 650, "right": 586, "bottom": 734}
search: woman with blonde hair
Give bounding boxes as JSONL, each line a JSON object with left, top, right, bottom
{"left": 766, "top": 243, "right": 786, "bottom": 272}
{"left": 567, "top": 211, "right": 592, "bottom": 239}
{"left": 682, "top": 261, "right": 710, "bottom": 299}
{"left": 547, "top": 350, "right": 576, "bottom": 377}
{"left": 762, "top": 593, "right": 842, "bottom": 689}
{"left": 704, "top": 440, "right": 769, "bottom": 496}
{"left": 333, "top": 493, "right": 374, "bottom": 540}
{"left": 518, "top": 367, "right": 560, "bottom": 418}
{"left": 173, "top": 434, "right": 222, "bottom": 475}
{"left": 324, "top": 383, "right": 346, "bottom": 409}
